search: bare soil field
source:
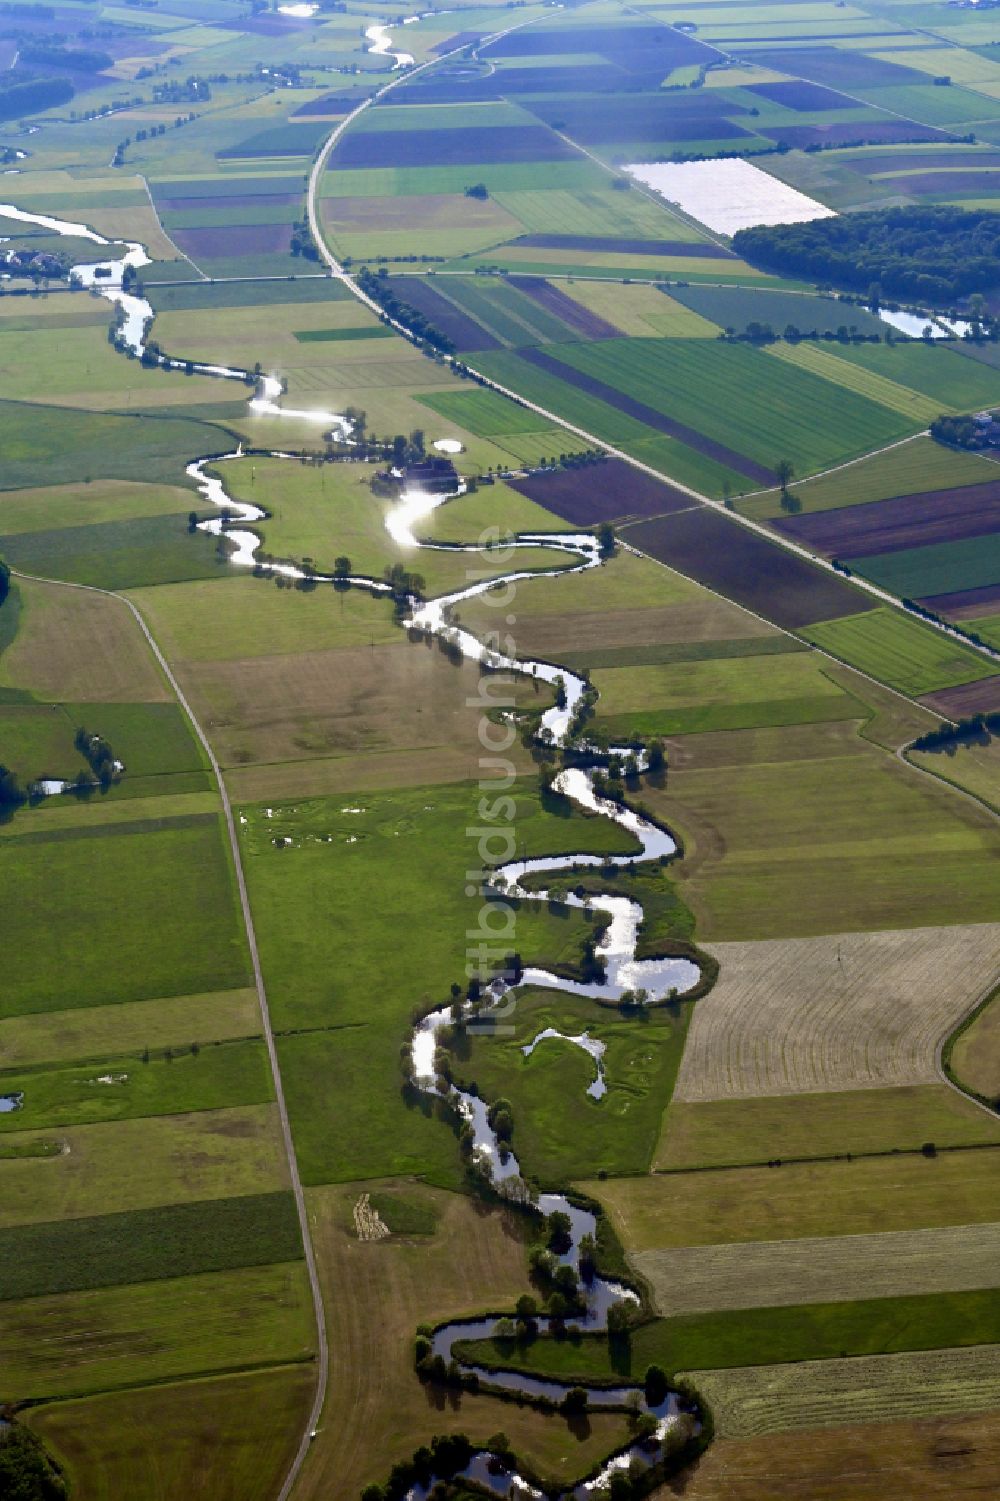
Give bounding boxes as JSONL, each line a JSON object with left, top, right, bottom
{"left": 634, "top": 1222, "right": 1000, "bottom": 1316}
{"left": 776, "top": 481, "right": 1000, "bottom": 557}
{"left": 297, "top": 1182, "right": 630, "bottom": 1499}
{"left": 0, "top": 577, "right": 169, "bottom": 703}
{"left": 922, "top": 675, "right": 1000, "bottom": 717}
{"left": 673, "top": 924, "right": 1000, "bottom": 1100}
{"left": 665, "top": 1410, "right": 1000, "bottom": 1499}
{"left": 686, "top": 1343, "right": 1000, "bottom": 1438}
{"left": 509, "top": 459, "right": 699, "bottom": 526}
{"left": 625, "top": 510, "right": 871, "bottom": 628}
{"left": 927, "top": 581, "right": 1000, "bottom": 619}
{"left": 384, "top": 276, "right": 501, "bottom": 352}
{"left": 506, "top": 275, "right": 622, "bottom": 339}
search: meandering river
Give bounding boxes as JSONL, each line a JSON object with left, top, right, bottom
{"left": 0, "top": 202, "right": 702, "bottom": 1497}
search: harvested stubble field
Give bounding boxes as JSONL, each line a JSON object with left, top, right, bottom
{"left": 26, "top": 1365, "right": 315, "bottom": 1501}
{"left": 672, "top": 924, "right": 1000, "bottom": 1100}
{"left": 633, "top": 1221, "right": 1000, "bottom": 1316}
{"left": 687, "top": 1343, "right": 1000, "bottom": 1438}
{"left": 670, "top": 1410, "right": 1000, "bottom": 1500}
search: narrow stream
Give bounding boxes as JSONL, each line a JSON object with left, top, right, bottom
{"left": 0, "top": 202, "right": 704, "bottom": 1496}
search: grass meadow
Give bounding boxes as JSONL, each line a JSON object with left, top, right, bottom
{"left": 26, "top": 1365, "right": 316, "bottom": 1501}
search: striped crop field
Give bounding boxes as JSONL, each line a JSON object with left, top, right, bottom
{"left": 766, "top": 341, "right": 945, "bottom": 423}
{"left": 688, "top": 1343, "right": 1000, "bottom": 1438}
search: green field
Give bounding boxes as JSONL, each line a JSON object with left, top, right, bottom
{"left": 0, "top": 1038, "right": 273, "bottom": 1135}
{"left": 0, "top": 1192, "right": 300, "bottom": 1302}
{"left": 27, "top": 1365, "right": 315, "bottom": 1501}
{"left": 0, "top": 1261, "right": 314, "bottom": 1398}
{"left": 0, "top": 1105, "right": 288, "bottom": 1228}
{"left": 457, "top": 1285, "right": 1000, "bottom": 1385}
{"left": 591, "top": 653, "right": 862, "bottom": 737}
{"left": 416, "top": 387, "right": 560, "bottom": 437}
{"left": 802, "top": 607, "right": 998, "bottom": 696}
{"left": 657, "top": 1085, "right": 1000, "bottom": 1169}
{"left": 551, "top": 338, "right": 915, "bottom": 474}
{"left": 826, "top": 340, "right": 1000, "bottom": 410}
{"left": 0, "top": 814, "right": 249, "bottom": 1016}
{"left": 742, "top": 435, "right": 997, "bottom": 519}
{"left": 849, "top": 534, "right": 1000, "bottom": 602}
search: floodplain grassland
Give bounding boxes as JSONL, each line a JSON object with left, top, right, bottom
{"left": 25, "top": 1365, "right": 316, "bottom": 1501}
{"left": 216, "top": 456, "right": 573, "bottom": 589}
{"left": 450, "top": 988, "right": 693, "bottom": 1183}
{"left": 801, "top": 607, "right": 998, "bottom": 696}
{"left": 0, "top": 479, "right": 198, "bottom": 535}
{"left": 296, "top": 1182, "right": 631, "bottom": 1501}
{"left": 671, "top": 924, "right": 1000, "bottom": 1101}
{"left": 0, "top": 1261, "right": 314, "bottom": 1398}
{"left": 0, "top": 1038, "right": 274, "bottom": 1135}
{"left": 582, "top": 1151, "right": 1000, "bottom": 1248}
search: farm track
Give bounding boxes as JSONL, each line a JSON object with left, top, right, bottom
{"left": 8, "top": 568, "right": 327, "bottom": 1501}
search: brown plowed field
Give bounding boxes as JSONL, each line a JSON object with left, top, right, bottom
{"left": 510, "top": 458, "right": 698, "bottom": 524}
{"left": 332, "top": 125, "right": 575, "bottom": 169}
{"left": 662, "top": 1410, "right": 1000, "bottom": 1499}
{"left": 172, "top": 224, "right": 293, "bottom": 259}
{"left": 519, "top": 347, "right": 775, "bottom": 483}
{"left": 777, "top": 481, "right": 1000, "bottom": 557}
{"left": 624, "top": 510, "right": 871, "bottom": 627}
{"left": 921, "top": 675, "right": 1000, "bottom": 717}
{"left": 384, "top": 277, "right": 501, "bottom": 352}
{"left": 922, "top": 580, "right": 1000, "bottom": 619}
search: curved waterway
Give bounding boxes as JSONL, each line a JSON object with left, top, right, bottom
{"left": 2, "top": 202, "right": 703, "bottom": 1496}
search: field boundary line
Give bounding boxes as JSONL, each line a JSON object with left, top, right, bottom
{"left": 9, "top": 567, "right": 328, "bottom": 1501}
{"left": 139, "top": 173, "right": 208, "bottom": 282}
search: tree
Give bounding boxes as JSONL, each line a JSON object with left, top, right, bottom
{"left": 644, "top": 1363, "right": 669, "bottom": 1405}
{"left": 774, "top": 458, "right": 794, "bottom": 495}
{"left": 546, "top": 1209, "right": 573, "bottom": 1254}
{"left": 560, "top": 1387, "right": 588, "bottom": 1415}
{"left": 595, "top": 521, "right": 616, "bottom": 557}
{"left": 334, "top": 555, "right": 352, "bottom": 578}
{"left": 0, "top": 1424, "right": 67, "bottom": 1500}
